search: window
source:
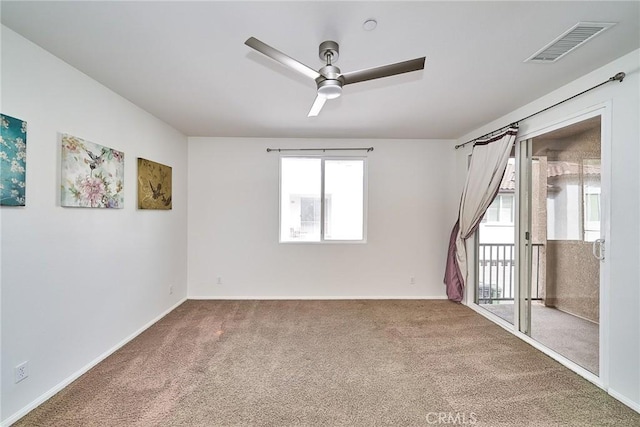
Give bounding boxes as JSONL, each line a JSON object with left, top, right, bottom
{"left": 483, "top": 194, "right": 515, "bottom": 225}
{"left": 280, "top": 156, "right": 366, "bottom": 242}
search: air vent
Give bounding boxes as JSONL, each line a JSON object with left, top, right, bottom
{"left": 525, "top": 22, "right": 616, "bottom": 63}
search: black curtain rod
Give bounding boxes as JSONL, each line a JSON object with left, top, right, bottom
{"left": 454, "top": 71, "right": 626, "bottom": 150}
{"left": 266, "top": 147, "right": 374, "bottom": 152}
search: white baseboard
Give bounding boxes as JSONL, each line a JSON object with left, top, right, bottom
{"left": 608, "top": 389, "right": 640, "bottom": 414}
{"left": 188, "top": 295, "right": 449, "bottom": 300}
{"left": 1, "top": 297, "right": 187, "bottom": 427}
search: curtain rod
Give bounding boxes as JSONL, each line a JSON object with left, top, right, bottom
{"left": 266, "top": 147, "right": 374, "bottom": 152}
{"left": 454, "top": 71, "right": 626, "bottom": 150}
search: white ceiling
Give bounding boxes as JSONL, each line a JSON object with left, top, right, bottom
{"left": 2, "top": 1, "right": 638, "bottom": 139}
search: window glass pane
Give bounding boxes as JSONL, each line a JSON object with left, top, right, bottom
{"left": 583, "top": 159, "right": 601, "bottom": 242}
{"left": 586, "top": 194, "right": 600, "bottom": 222}
{"left": 503, "top": 195, "right": 514, "bottom": 223}
{"left": 546, "top": 161, "right": 581, "bottom": 240}
{"left": 486, "top": 201, "right": 499, "bottom": 222}
{"left": 280, "top": 158, "right": 321, "bottom": 242}
{"left": 324, "top": 160, "right": 364, "bottom": 240}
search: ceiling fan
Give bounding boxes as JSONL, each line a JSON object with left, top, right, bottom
{"left": 245, "top": 37, "right": 426, "bottom": 117}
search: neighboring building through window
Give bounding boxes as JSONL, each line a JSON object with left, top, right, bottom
{"left": 484, "top": 194, "right": 515, "bottom": 225}
{"left": 479, "top": 159, "right": 516, "bottom": 245}
{"left": 280, "top": 156, "right": 366, "bottom": 242}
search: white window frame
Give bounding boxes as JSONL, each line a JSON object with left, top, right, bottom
{"left": 279, "top": 155, "right": 368, "bottom": 244}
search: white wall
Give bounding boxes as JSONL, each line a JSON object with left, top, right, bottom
{"left": 188, "top": 137, "right": 457, "bottom": 299}
{"left": 456, "top": 50, "right": 640, "bottom": 410}
{"left": 0, "top": 27, "right": 188, "bottom": 424}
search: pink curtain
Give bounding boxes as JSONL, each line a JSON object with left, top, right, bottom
{"left": 445, "top": 125, "right": 519, "bottom": 302}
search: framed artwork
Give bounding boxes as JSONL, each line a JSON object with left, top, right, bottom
{"left": 137, "top": 158, "right": 172, "bottom": 210}
{"left": 0, "top": 114, "right": 27, "bottom": 206}
{"left": 61, "top": 134, "right": 124, "bottom": 208}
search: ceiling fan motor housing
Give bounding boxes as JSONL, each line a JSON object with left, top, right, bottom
{"left": 319, "top": 40, "right": 339, "bottom": 63}
{"left": 317, "top": 61, "right": 344, "bottom": 99}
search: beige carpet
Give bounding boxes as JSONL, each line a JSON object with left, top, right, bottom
{"left": 14, "top": 300, "right": 640, "bottom": 426}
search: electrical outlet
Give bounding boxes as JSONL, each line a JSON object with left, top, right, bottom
{"left": 410, "top": 277, "right": 416, "bottom": 285}
{"left": 169, "top": 285, "right": 174, "bottom": 295}
{"left": 216, "top": 277, "right": 222, "bottom": 285}
{"left": 15, "top": 361, "right": 29, "bottom": 383}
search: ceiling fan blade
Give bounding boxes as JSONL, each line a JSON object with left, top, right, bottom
{"left": 308, "top": 95, "right": 327, "bottom": 117}
{"left": 245, "top": 37, "right": 321, "bottom": 81}
{"left": 342, "top": 57, "right": 426, "bottom": 85}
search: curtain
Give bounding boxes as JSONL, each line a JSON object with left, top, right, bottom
{"left": 445, "top": 125, "right": 519, "bottom": 302}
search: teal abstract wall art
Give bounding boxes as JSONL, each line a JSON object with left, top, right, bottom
{"left": 61, "top": 134, "right": 124, "bottom": 208}
{"left": 0, "top": 114, "right": 27, "bottom": 206}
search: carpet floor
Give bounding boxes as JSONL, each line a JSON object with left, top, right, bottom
{"left": 14, "top": 300, "right": 640, "bottom": 426}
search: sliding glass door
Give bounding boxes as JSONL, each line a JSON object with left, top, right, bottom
{"left": 518, "top": 114, "right": 604, "bottom": 376}
{"left": 475, "top": 111, "right": 607, "bottom": 378}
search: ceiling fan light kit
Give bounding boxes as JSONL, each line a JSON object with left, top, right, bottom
{"left": 245, "top": 36, "right": 425, "bottom": 117}
{"left": 317, "top": 79, "right": 343, "bottom": 100}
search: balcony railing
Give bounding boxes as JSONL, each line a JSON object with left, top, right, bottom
{"left": 476, "top": 243, "right": 543, "bottom": 304}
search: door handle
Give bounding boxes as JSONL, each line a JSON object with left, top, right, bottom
{"left": 592, "top": 238, "right": 605, "bottom": 260}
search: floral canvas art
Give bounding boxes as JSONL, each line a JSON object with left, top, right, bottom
{"left": 138, "top": 158, "right": 172, "bottom": 210}
{"left": 61, "top": 134, "right": 124, "bottom": 208}
{"left": 0, "top": 114, "right": 27, "bottom": 206}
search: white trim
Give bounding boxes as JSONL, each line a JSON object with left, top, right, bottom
{"left": 1, "top": 298, "right": 188, "bottom": 427}
{"left": 597, "top": 102, "right": 612, "bottom": 391}
{"left": 188, "top": 295, "right": 448, "bottom": 300}
{"left": 608, "top": 389, "right": 640, "bottom": 413}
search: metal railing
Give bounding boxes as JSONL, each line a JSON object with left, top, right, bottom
{"left": 476, "top": 243, "right": 543, "bottom": 304}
